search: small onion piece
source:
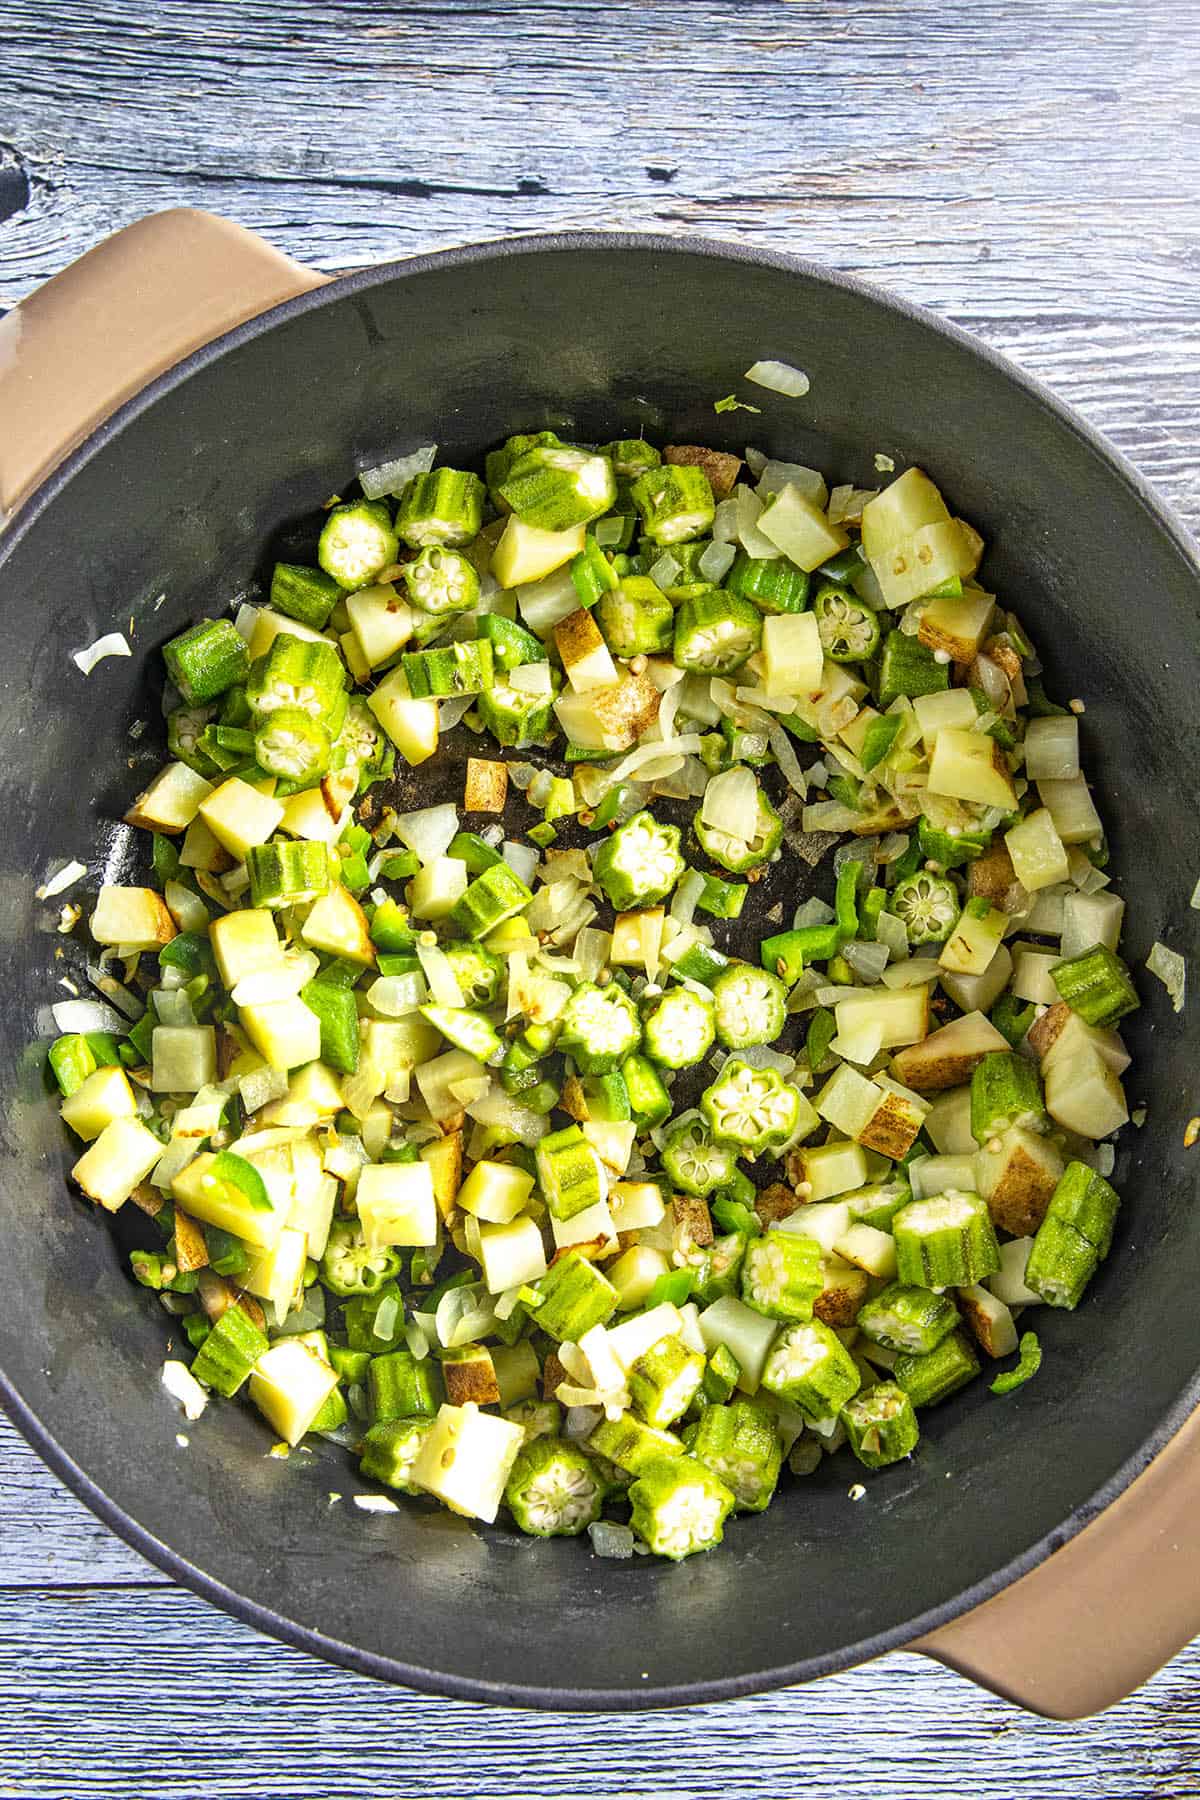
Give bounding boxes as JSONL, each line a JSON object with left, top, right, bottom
{"left": 395, "top": 803, "right": 459, "bottom": 865}
{"left": 701, "top": 764, "right": 757, "bottom": 833}
{"left": 367, "top": 972, "right": 426, "bottom": 1016}
{"left": 793, "top": 897, "right": 835, "bottom": 929}
{"left": 238, "top": 1065, "right": 289, "bottom": 1114}
{"left": 670, "top": 868, "right": 706, "bottom": 927}
{"left": 358, "top": 444, "right": 437, "bottom": 500}
{"left": 744, "top": 359, "right": 811, "bottom": 398}
{"left": 841, "top": 940, "right": 890, "bottom": 985}
{"left": 416, "top": 942, "right": 464, "bottom": 1009}
{"left": 608, "top": 733, "right": 703, "bottom": 786}
{"left": 648, "top": 553, "right": 682, "bottom": 592}
{"left": 52, "top": 998, "right": 126, "bottom": 1035}
{"left": 502, "top": 841, "right": 539, "bottom": 887}
{"left": 36, "top": 860, "right": 87, "bottom": 901}
{"left": 588, "top": 1520, "right": 636, "bottom": 1559}
{"left": 438, "top": 695, "right": 476, "bottom": 730}
{"left": 698, "top": 540, "right": 736, "bottom": 584}
{"left": 766, "top": 722, "right": 808, "bottom": 799}
{"left": 1146, "top": 941, "right": 1186, "bottom": 1013}
{"left": 73, "top": 633, "right": 131, "bottom": 676}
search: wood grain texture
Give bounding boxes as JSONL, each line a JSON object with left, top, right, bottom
{"left": 2, "top": 0, "right": 1200, "bottom": 1789}
{"left": 3, "top": 1585, "right": 1200, "bottom": 1800}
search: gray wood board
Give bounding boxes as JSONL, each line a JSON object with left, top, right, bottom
{"left": 2, "top": 0, "right": 1200, "bottom": 1791}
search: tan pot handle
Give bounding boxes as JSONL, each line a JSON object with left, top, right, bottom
{"left": 0, "top": 208, "right": 327, "bottom": 518}
{"left": 915, "top": 1402, "right": 1200, "bottom": 1716}
{"left": 2, "top": 209, "right": 1195, "bottom": 1715}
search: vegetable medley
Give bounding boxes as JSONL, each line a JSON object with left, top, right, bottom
{"left": 48, "top": 428, "right": 1139, "bottom": 1560}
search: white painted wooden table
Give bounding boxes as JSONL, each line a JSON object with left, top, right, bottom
{"left": 2, "top": 2, "right": 1199, "bottom": 1792}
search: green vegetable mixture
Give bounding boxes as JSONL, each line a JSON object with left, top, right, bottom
{"left": 49, "top": 430, "right": 1135, "bottom": 1560}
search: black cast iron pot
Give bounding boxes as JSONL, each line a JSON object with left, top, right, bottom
{"left": 1, "top": 213, "right": 1197, "bottom": 1716}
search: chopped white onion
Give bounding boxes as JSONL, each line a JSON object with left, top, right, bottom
{"left": 438, "top": 694, "right": 476, "bottom": 730}
{"left": 416, "top": 942, "right": 464, "bottom": 1009}
{"left": 161, "top": 1360, "right": 208, "bottom": 1421}
{"left": 841, "top": 940, "right": 890, "bottom": 984}
{"left": 396, "top": 803, "right": 459, "bottom": 865}
{"left": 357, "top": 444, "right": 437, "bottom": 500}
{"left": 608, "top": 732, "right": 702, "bottom": 786}
{"left": 52, "top": 998, "right": 125, "bottom": 1035}
{"left": 232, "top": 950, "right": 319, "bottom": 1007}
{"left": 736, "top": 1043, "right": 796, "bottom": 1075}
{"left": 36, "top": 860, "right": 87, "bottom": 901}
{"left": 766, "top": 722, "right": 808, "bottom": 798}
{"left": 648, "top": 552, "right": 681, "bottom": 592}
{"left": 802, "top": 800, "right": 861, "bottom": 834}
{"left": 1147, "top": 942, "right": 1186, "bottom": 1013}
{"left": 880, "top": 958, "right": 942, "bottom": 989}
{"left": 701, "top": 764, "right": 757, "bottom": 832}
{"left": 367, "top": 972, "right": 426, "bottom": 1016}
{"left": 670, "top": 868, "right": 706, "bottom": 927}
{"left": 73, "top": 633, "right": 131, "bottom": 676}
{"left": 754, "top": 459, "right": 827, "bottom": 506}
{"left": 510, "top": 662, "right": 553, "bottom": 697}
{"left": 573, "top": 927, "right": 610, "bottom": 983}
{"left": 744, "top": 359, "right": 811, "bottom": 398}
{"left": 588, "top": 1520, "right": 635, "bottom": 1559}
{"left": 238, "top": 1065, "right": 289, "bottom": 1114}
{"left": 594, "top": 515, "right": 626, "bottom": 548}
{"left": 698, "top": 540, "right": 736, "bottom": 584}
{"left": 875, "top": 910, "right": 909, "bottom": 963}
{"left": 734, "top": 484, "right": 778, "bottom": 559}
{"left": 1191, "top": 876, "right": 1200, "bottom": 911}
{"left": 502, "top": 841, "right": 539, "bottom": 887}
{"left": 793, "top": 897, "right": 835, "bottom": 929}
{"left": 712, "top": 497, "right": 741, "bottom": 544}
{"left": 464, "top": 1082, "right": 550, "bottom": 1146}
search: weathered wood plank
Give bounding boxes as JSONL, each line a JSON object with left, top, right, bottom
{"left": 2, "top": 1586, "right": 1199, "bottom": 1798}
{"left": 0, "top": 1413, "right": 155, "bottom": 1585}
{"left": 1, "top": 0, "right": 1198, "bottom": 317}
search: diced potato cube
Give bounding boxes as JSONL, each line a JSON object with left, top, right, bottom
{"left": 151, "top": 1025, "right": 218, "bottom": 1093}
{"left": 457, "top": 1158, "right": 533, "bottom": 1224}
{"left": 1044, "top": 1045, "right": 1128, "bottom": 1140}
{"left": 72, "top": 1117, "right": 164, "bottom": 1211}
{"left": 301, "top": 885, "right": 375, "bottom": 964}
{"left": 368, "top": 666, "right": 439, "bottom": 767}
{"left": 835, "top": 985, "right": 929, "bottom": 1051}
{"left": 912, "top": 687, "right": 979, "bottom": 744}
{"left": 345, "top": 583, "right": 413, "bottom": 668}
{"left": 249, "top": 1340, "right": 338, "bottom": 1445}
{"left": 975, "top": 1126, "right": 1064, "bottom": 1237}
{"left": 492, "top": 518, "right": 586, "bottom": 588}
{"left": 280, "top": 783, "right": 350, "bottom": 845}
{"left": 927, "top": 727, "right": 1017, "bottom": 811}
{"left": 90, "top": 885, "right": 177, "bottom": 951}
{"left": 356, "top": 1161, "right": 438, "bottom": 1248}
{"left": 1036, "top": 774, "right": 1103, "bottom": 845}
{"left": 242, "top": 1226, "right": 309, "bottom": 1317}
{"left": 792, "top": 1140, "right": 870, "bottom": 1202}
{"left": 60, "top": 1065, "right": 137, "bottom": 1142}
{"left": 464, "top": 758, "right": 508, "bottom": 812}
{"left": 478, "top": 1215, "right": 548, "bottom": 1294}
{"left": 421, "top": 1132, "right": 464, "bottom": 1221}
{"left": 556, "top": 608, "right": 619, "bottom": 693}
{"left": 240, "top": 996, "right": 322, "bottom": 1071}
{"left": 762, "top": 612, "right": 823, "bottom": 697}
{"left": 409, "top": 1402, "right": 525, "bottom": 1522}
{"left": 891, "top": 1010, "right": 1009, "bottom": 1091}
{"left": 210, "top": 908, "right": 280, "bottom": 988}
{"left": 124, "top": 762, "right": 214, "bottom": 834}
{"left": 1005, "top": 808, "right": 1069, "bottom": 893}
{"left": 758, "top": 482, "right": 849, "bottom": 572}
{"left": 917, "top": 589, "right": 996, "bottom": 665}
{"left": 409, "top": 857, "right": 469, "bottom": 921}
{"left": 608, "top": 1180, "right": 667, "bottom": 1232}
{"left": 939, "top": 902, "right": 1007, "bottom": 975}
{"left": 170, "top": 1150, "right": 288, "bottom": 1249}
{"left": 199, "top": 777, "right": 285, "bottom": 860}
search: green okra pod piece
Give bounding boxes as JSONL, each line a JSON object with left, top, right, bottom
{"left": 917, "top": 815, "right": 992, "bottom": 868}
{"left": 593, "top": 809, "right": 686, "bottom": 910}
{"left": 990, "top": 992, "right": 1037, "bottom": 1048}
{"left": 359, "top": 1416, "right": 436, "bottom": 1493}
{"left": 246, "top": 839, "right": 330, "bottom": 910}
{"left": 841, "top": 1381, "right": 919, "bottom": 1468}
{"left": 702, "top": 1343, "right": 742, "bottom": 1405}
{"left": 696, "top": 871, "right": 747, "bottom": 921}
{"left": 405, "top": 545, "right": 480, "bottom": 615}
{"left": 394, "top": 469, "right": 485, "bottom": 549}
{"left": 319, "top": 499, "right": 400, "bottom": 588}
{"left": 529, "top": 1250, "right": 619, "bottom": 1341}
{"left": 367, "top": 1349, "right": 439, "bottom": 1423}
{"left": 1024, "top": 1160, "right": 1120, "bottom": 1309}
{"left": 246, "top": 633, "right": 346, "bottom": 721}
{"left": 629, "top": 1454, "right": 736, "bottom": 1560}
{"left": 557, "top": 981, "right": 642, "bottom": 1075}
{"left": 888, "top": 871, "right": 960, "bottom": 946}
{"left": 641, "top": 986, "right": 716, "bottom": 1071}
{"left": 330, "top": 698, "right": 395, "bottom": 793}
{"left": 892, "top": 1191, "right": 1000, "bottom": 1289}
{"left": 195, "top": 723, "right": 257, "bottom": 774}
{"left": 499, "top": 446, "right": 616, "bottom": 531}
{"left": 440, "top": 941, "right": 503, "bottom": 1006}
{"left": 311, "top": 1386, "right": 350, "bottom": 1435}
{"left": 401, "top": 639, "right": 493, "bottom": 700}
{"left": 855, "top": 1281, "right": 960, "bottom": 1355}
{"left": 723, "top": 548, "right": 810, "bottom": 614}
{"left": 673, "top": 589, "right": 762, "bottom": 675}
{"left": 970, "top": 1051, "right": 1048, "bottom": 1142}
{"left": 130, "top": 1251, "right": 198, "bottom": 1295}
{"left": 892, "top": 1329, "right": 980, "bottom": 1409}
{"left": 320, "top": 1220, "right": 402, "bottom": 1297}
{"left": 49, "top": 1033, "right": 97, "bottom": 1098}
{"left": 693, "top": 785, "right": 783, "bottom": 873}
{"left": 595, "top": 576, "right": 674, "bottom": 657}
{"left": 622, "top": 1053, "right": 672, "bottom": 1130}
{"left": 1051, "top": 944, "right": 1140, "bottom": 1027}
{"left": 270, "top": 562, "right": 342, "bottom": 630}
{"left": 253, "top": 706, "right": 331, "bottom": 783}
{"left": 164, "top": 619, "right": 251, "bottom": 706}
{"left": 740, "top": 1229, "right": 823, "bottom": 1323}
{"left": 485, "top": 429, "right": 563, "bottom": 503}
{"left": 630, "top": 463, "right": 716, "bottom": 546}
{"left": 874, "top": 630, "right": 950, "bottom": 706}
{"left": 166, "top": 703, "right": 219, "bottom": 776}
{"left": 503, "top": 1436, "right": 605, "bottom": 1536}
{"left": 477, "top": 612, "right": 548, "bottom": 672}
{"left": 700, "top": 1058, "right": 800, "bottom": 1156}
{"left": 190, "top": 1304, "right": 269, "bottom": 1397}
{"left": 535, "top": 1125, "right": 604, "bottom": 1221}
{"left": 711, "top": 963, "right": 787, "bottom": 1049}
{"left": 691, "top": 1230, "right": 751, "bottom": 1307}
{"left": 451, "top": 861, "right": 534, "bottom": 939}
{"left": 628, "top": 1334, "right": 706, "bottom": 1429}
{"left": 660, "top": 1115, "right": 738, "bottom": 1198}
{"left": 587, "top": 1412, "right": 685, "bottom": 1477}
{"left": 504, "top": 1397, "right": 565, "bottom": 1443}
{"left": 298, "top": 977, "right": 361, "bottom": 1074}
{"left": 478, "top": 672, "right": 558, "bottom": 749}
{"left": 813, "top": 584, "right": 881, "bottom": 663}
{"left": 690, "top": 1399, "right": 782, "bottom": 1511}
{"left": 760, "top": 1319, "right": 862, "bottom": 1421}
{"left": 599, "top": 438, "right": 662, "bottom": 478}
{"left": 570, "top": 536, "right": 621, "bottom": 610}
{"left": 329, "top": 1344, "right": 374, "bottom": 1384}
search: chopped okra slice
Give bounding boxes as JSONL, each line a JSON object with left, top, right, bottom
{"left": 593, "top": 810, "right": 686, "bottom": 911}
{"left": 629, "top": 1453, "right": 735, "bottom": 1560}
{"left": 504, "top": 1436, "right": 605, "bottom": 1536}
{"left": 690, "top": 1400, "right": 782, "bottom": 1511}
{"left": 700, "top": 1058, "right": 801, "bottom": 1156}
{"left": 841, "top": 1382, "right": 919, "bottom": 1468}
{"left": 760, "top": 1319, "right": 862, "bottom": 1421}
